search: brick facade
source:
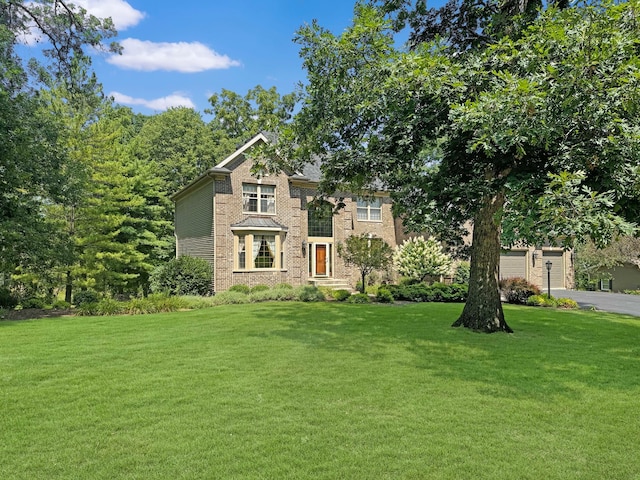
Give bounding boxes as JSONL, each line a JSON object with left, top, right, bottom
{"left": 173, "top": 133, "right": 574, "bottom": 293}
{"left": 173, "top": 135, "right": 399, "bottom": 293}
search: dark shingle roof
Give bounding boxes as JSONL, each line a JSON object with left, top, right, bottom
{"left": 230, "top": 217, "right": 288, "bottom": 231}
{"left": 288, "top": 157, "right": 323, "bottom": 183}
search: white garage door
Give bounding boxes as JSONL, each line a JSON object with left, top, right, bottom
{"left": 500, "top": 251, "right": 527, "bottom": 280}
{"left": 542, "top": 251, "right": 564, "bottom": 289}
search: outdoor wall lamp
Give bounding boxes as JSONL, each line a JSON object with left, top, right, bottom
{"left": 302, "top": 241, "right": 307, "bottom": 256}
{"left": 532, "top": 251, "right": 538, "bottom": 266}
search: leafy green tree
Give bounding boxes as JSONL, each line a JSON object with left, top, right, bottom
{"left": 1, "top": 0, "right": 119, "bottom": 85}
{"left": 337, "top": 234, "right": 393, "bottom": 293}
{"left": 129, "top": 107, "right": 216, "bottom": 195}
{"left": 393, "top": 236, "right": 452, "bottom": 283}
{"left": 0, "top": 0, "right": 116, "bottom": 281}
{"left": 37, "top": 62, "right": 109, "bottom": 302}
{"left": 277, "top": 1, "right": 639, "bottom": 332}
{"left": 574, "top": 236, "right": 640, "bottom": 290}
{"left": 206, "top": 85, "right": 298, "bottom": 158}
{"left": 0, "top": 82, "right": 68, "bottom": 275}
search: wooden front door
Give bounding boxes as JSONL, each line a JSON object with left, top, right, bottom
{"left": 315, "top": 244, "right": 327, "bottom": 276}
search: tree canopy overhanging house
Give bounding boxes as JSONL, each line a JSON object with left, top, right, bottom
{"left": 268, "top": 0, "right": 639, "bottom": 333}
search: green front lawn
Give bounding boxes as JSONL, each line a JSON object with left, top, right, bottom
{"left": 1, "top": 303, "right": 639, "bottom": 479}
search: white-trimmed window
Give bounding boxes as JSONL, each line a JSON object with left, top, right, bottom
{"left": 238, "top": 235, "right": 246, "bottom": 269}
{"left": 243, "top": 184, "right": 275, "bottom": 214}
{"left": 253, "top": 235, "right": 276, "bottom": 268}
{"left": 234, "top": 232, "right": 285, "bottom": 270}
{"left": 356, "top": 198, "right": 382, "bottom": 221}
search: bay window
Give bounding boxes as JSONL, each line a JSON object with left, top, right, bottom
{"left": 234, "top": 232, "right": 285, "bottom": 270}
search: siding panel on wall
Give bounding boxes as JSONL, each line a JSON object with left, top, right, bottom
{"left": 609, "top": 264, "right": 640, "bottom": 292}
{"left": 175, "top": 182, "right": 215, "bottom": 288}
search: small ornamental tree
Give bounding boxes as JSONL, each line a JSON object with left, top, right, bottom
{"left": 337, "top": 234, "right": 393, "bottom": 293}
{"left": 393, "top": 236, "right": 452, "bottom": 283}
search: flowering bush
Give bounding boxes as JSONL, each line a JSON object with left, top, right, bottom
{"left": 393, "top": 236, "right": 452, "bottom": 282}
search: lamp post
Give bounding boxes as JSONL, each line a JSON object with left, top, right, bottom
{"left": 545, "top": 260, "right": 552, "bottom": 298}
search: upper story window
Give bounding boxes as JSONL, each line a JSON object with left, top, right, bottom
{"left": 308, "top": 201, "right": 333, "bottom": 238}
{"left": 243, "top": 184, "right": 275, "bottom": 214}
{"left": 356, "top": 198, "right": 382, "bottom": 221}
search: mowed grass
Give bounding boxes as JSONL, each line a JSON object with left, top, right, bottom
{"left": 1, "top": 303, "right": 639, "bottom": 480}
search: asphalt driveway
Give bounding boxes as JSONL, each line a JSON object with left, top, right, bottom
{"left": 551, "top": 289, "right": 640, "bottom": 317}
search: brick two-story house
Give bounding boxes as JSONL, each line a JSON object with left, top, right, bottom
{"left": 171, "top": 133, "right": 399, "bottom": 292}
{"left": 173, "top": 132, "right": 573, "bottom": 293}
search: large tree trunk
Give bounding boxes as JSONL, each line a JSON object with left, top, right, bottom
{"left": 452, "top": 191, "right": 513, "bottom": 333}
{"left": 64, "top": 270, "right": 73, "bottom": 304}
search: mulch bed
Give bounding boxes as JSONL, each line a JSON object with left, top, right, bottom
{"left": 1, "top": 308, "right": 75, "bottom": 321}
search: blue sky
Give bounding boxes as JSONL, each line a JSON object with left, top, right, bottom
{"left": 47, "top": 0, "right": 373, "bottom": 116}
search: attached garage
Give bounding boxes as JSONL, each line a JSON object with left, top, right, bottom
{"left": 500, "top": 250, "right": 527, "bottom": 280}
{"left": 542, "top": 251, "right": 564, "bottom": 289}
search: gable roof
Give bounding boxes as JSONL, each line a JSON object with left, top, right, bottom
{"left": 216, "top": 132, "right": 270, "bottom": 169}
{"left": 172, "top": 132, "right": 388, "bottom": 202}
{"left": 172, "top": 132, "right": 323, "bottom": 201}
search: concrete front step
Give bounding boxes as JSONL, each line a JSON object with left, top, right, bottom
{"left": 309, "top": 278, "right": 353, "bottom": 291}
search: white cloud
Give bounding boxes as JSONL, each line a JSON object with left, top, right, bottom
{"left": 18, "top": 0, "right": 144, "bottom": 46}
{"left": 107, "top": 38, "right": 241, "bottom": 73}
{"left": 73, "top": 0, "right": 145, "bottom": 30}
{"left": 110, "top": 91, "right": 196, "bottom": 111}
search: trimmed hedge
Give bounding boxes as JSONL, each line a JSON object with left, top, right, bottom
{"left": 298, "top": 286, "right": 326, "bottom": 302}
{"left": 386, "top": 282, "right": 468, "bottom": 302}
{"left": 348, "top": 293, "right": 371, "bottom": 304}
{"left": 229, "top": 284, "right": 251, "bottom": 294}
{"left": 375, "top": 287, "right": 394, "bottom": 303}
{"left": 74, "top": 290, "right": 100, "bottom": 306}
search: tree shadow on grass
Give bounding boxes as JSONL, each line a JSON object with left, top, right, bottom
{"left": 263, "top": 302, "right": 640, "bottom": 401}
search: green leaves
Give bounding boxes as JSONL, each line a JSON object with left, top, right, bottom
{"left": 537, "top": 171, "right": 637, "bottom": 249}
{"left": 393, "top": 236, "right": 453, "bottom": 282}
{"left": 288, "top": 0, "right": 640, "bottom": 246}
{"left": 337, "top": 234, "right": 393, "bottom": 292}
